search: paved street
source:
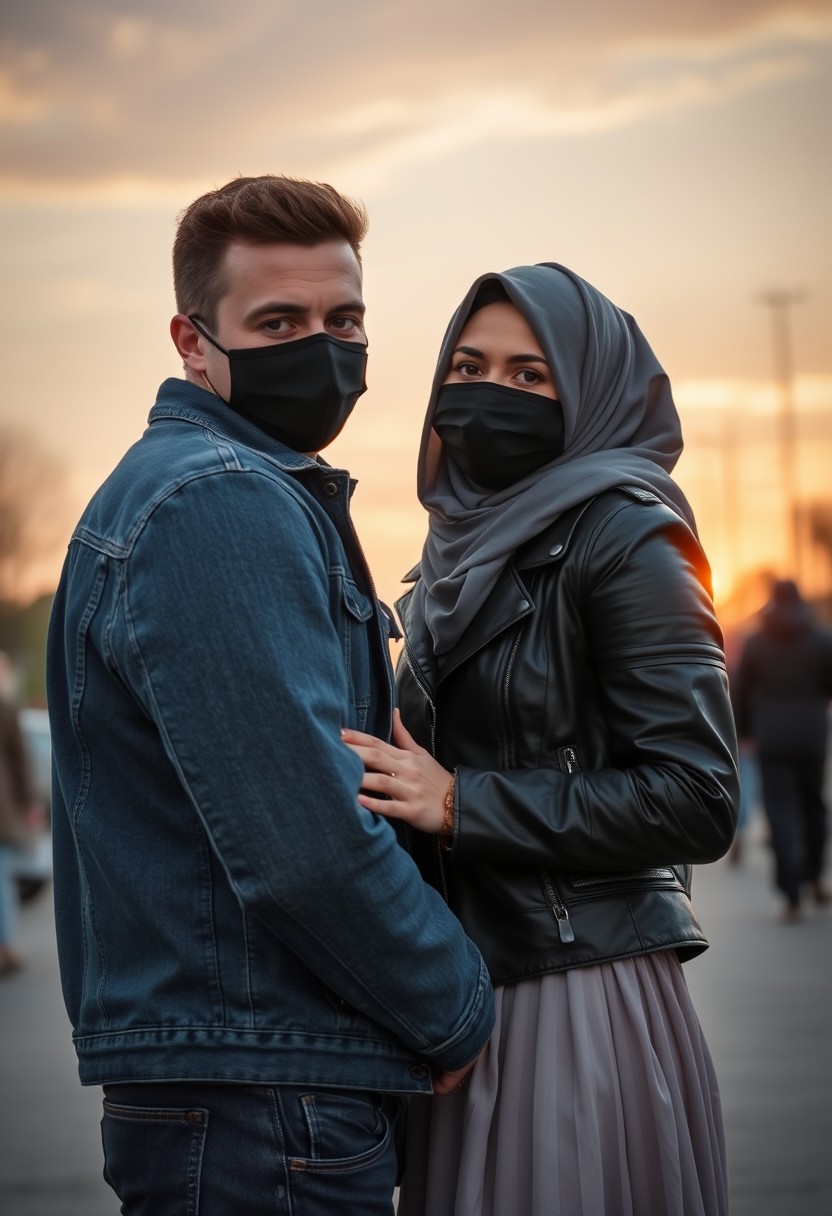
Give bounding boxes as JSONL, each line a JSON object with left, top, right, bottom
{"left": 1, "top": 813, "right": 830, "bottom": 1215}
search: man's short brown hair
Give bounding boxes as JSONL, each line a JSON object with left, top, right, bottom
{"left": 173, "top": 175, "right": 368, "bottom": 328}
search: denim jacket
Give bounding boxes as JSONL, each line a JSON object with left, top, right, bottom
{"left": 47, "top": 378, "right": 493, "bottom": 1091}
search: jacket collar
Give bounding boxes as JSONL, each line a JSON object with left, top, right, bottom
{"left": 149, "top": 377, "right": 328, "bottom": 479}
{"left": 398, "top": 496, "right": 599, "bottom": 690}
{"left": 398, "top": 561, "right": 535, "bottom": 691}
{"left": 513, "top": 496, "right": 597, "bottom": 570}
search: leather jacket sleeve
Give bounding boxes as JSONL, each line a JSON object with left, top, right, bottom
{"left": 451, "top": 499, "right": 740, "bottom": 872}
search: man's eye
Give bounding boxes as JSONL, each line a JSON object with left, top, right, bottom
{"left": 263, "top": 319, "right": 290, "bottom": 332}
{"left": 331, "top": 317, "right": 359, "bottom": 331}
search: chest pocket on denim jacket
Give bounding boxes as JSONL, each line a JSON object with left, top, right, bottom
{"left": 338, "top": 575, "right": 374, "bottom": 730}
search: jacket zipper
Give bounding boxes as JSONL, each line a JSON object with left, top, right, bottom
{"left": 502, "top": 625, "right": 525, "bottom": 769}
{"left": 502, "top": 630, "right": 573, "bottom": 944}
{"left": 343, "top": 502, "right": 397, "bottom": 739}
{"left": 540, "top": 870, "right": 575, "bottom": 943}
{"left": 556, "top": 745, "right": 580, "bottom": 774}
{"left": 403, "top": 644, "right": 449, "bottom": 902}
{"left": 543, "top": 745, "right": 580, "bottom": 941}
{"left": 403, "top": 645, "right": 437, "bottom": 756}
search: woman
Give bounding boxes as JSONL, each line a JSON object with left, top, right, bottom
{"left": 344, "top": 263, "right": 739, "bottom": 1215}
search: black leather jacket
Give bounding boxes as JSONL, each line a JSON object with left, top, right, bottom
{"left": 396, "top": 487, "right": 740, "bottom": 986}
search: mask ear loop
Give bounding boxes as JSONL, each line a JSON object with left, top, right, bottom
{"left": 188, "top": 315, "right": 229, "bottom": 355}
{"left": 187, "top": 315, "right": 228, "bottom": 400}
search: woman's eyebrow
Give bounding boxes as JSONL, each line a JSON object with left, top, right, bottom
{"left": 451, "top": 345, "right": 548, "bottom": 365}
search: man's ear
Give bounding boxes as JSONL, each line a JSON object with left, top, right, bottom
{"left": 170, "top": 314, "right": 207, "bottom": 372}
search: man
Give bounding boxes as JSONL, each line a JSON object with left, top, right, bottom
{"left": 732, "top": 579, "right": 832, "bottom": 921}
{"left": 47, "top": 175, "right": 493, "bottom": 1213}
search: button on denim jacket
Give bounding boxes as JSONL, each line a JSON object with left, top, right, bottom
{"left": 47, "top": 378, "right": 493, "bottom": 1090}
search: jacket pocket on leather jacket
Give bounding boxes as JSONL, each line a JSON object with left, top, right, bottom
{"left": 565, "top": 868, "right": 684, "bottom": 897}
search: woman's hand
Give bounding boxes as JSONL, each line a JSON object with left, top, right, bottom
{"left": 342, "top": 709, "right": 452, "bottom": 834}
{"left": 432, "top": 1051, "right": 481, "bottom": 1095}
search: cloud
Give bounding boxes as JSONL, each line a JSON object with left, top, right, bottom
{"left": 0, "top": 0, "right": 830, "bottom": 195}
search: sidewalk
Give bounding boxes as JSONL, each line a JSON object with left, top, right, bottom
{"left": 685, "top": 816, "right": 832, "bottom": 1216}
{"left": 0, "top": 820, "right": 830, "bottom": 1214}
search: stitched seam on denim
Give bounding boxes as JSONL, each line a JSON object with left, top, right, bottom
{"left": 241, "top": 909, "right": 256, "bottom": 1029}
{"left": 287, "top": 1108, "right": 392, "bottom": 1174}
{"left": 150, "top": 408, "right": 316, "bottom": 474}
{"left": 266, "top": 1086, "right": 289, "bottom": 1204}
{"left": 186, "top": 1110, "right": 206, "bottom": 1215}
{"left": 300, "top": 1093, "right": 321, "bottom": 1156}
{"left": 204, "top": 429, "right": 243, "bottom": 472}
{"left": 70, "top": 557, "right": 111, "bottom": 1027}
{"left": 199, "top": 833, "right": 225, "bottom": 1025}
{"left": 76, "top": 466, "right": 332, "bottom": 559}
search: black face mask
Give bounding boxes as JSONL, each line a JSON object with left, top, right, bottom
{"left": 190, "top": 318, "right": 367, "bottom": 452}
{"left": 432, "top": 382, "right": 566, "bottom": 491}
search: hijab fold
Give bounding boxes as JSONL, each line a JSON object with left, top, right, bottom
{"left": 415, "top": 263, "right": 696, "bottom": 655}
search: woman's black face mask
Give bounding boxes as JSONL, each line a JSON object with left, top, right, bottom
{"left": 432, "top": 382, "right": 565, "bottom": 491}
{"left": 189, "top": 317, "right": 367, "bottom": 452}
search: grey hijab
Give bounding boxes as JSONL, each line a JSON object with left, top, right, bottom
{"left": 416, "top": 262, "right": 696, "bottom": 655}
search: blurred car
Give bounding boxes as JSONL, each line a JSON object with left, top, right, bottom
{"left": 14, "top": 706, "right": 53, "bottom": 902}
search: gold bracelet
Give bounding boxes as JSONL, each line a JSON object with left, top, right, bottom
{"left": 441, "top": 775, "right": 456, "bottom": 842}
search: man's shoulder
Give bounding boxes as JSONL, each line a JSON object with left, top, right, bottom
{"left": 76, "top": 402, "right": 316, "bottom": 555}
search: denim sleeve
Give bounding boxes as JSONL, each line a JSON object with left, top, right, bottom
{"left": 119, "top": 469, "right": 493, "bottom": 1070}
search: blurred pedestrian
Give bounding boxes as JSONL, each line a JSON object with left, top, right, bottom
{"left": 0, "top": 652, "right": 36, "bottom": 976}
{"left": 727, "top": 745, "right": 761, "bottom": 865}
{"left": 732, "top": 579, "right": 832, "bottom": 920}
{"left": 345, "top": 264, "right": 739, "bottom": 1216}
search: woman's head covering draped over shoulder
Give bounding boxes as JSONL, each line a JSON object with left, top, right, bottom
{"left": 416, "top": 262, "right": 697, "bottom": 655}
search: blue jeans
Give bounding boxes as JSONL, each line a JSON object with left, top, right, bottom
{"left": 101, "top": 1082, "right": 402, "bottom": 1215}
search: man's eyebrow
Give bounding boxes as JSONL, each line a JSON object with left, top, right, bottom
{"left": 246, "top": 301, "right": 309, "bottom": 322}
{"left": 452, "top": 344, "right": 548, "bottom": 365}
{"left": 331, "top": 299, "right": 366, "bottom": 316}
{"left": 245, "top": 299, "right": 366, "bottom": 323}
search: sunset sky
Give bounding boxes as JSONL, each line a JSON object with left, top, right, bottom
{"left": 1, "top": 0, "right": 830, "bottom": 615}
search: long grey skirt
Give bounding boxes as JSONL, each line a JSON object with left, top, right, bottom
{"left": 398, "top": 951, "right": 728, "bottom": 1216}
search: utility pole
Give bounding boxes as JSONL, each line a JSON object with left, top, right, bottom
{"left": 759, "top": 289, "right": 805, "bottom": 581}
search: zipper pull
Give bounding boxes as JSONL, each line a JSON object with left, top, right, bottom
{"left": 541, "top": 870, "right": 575, "bottom": 943}
{"left": 554, "top": 906, "right": 575, "bottom": 943}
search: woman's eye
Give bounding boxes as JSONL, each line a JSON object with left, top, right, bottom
{"left": 455, "top": 361, "right": 481, "bottom": 377}
{"left": 516, "top": 369, "right": 544, "bottom": 385}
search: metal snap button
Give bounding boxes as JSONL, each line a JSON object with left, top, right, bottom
{"left": 323, "top": 481, "right": 338, "bottom": 497}
{"left": 549, "top": 543, "right": 564, "bottom": 556}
